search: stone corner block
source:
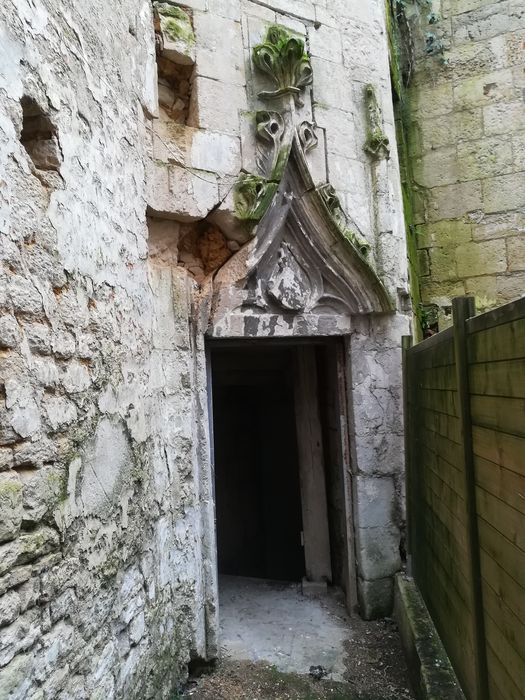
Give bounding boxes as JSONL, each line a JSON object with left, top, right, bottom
{"left": 358, "top": 575, "right": 394, "bottom": 620}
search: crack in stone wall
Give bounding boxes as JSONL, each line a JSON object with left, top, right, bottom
{"left": 0, "top": 0, "right": 413, "bottom": 696}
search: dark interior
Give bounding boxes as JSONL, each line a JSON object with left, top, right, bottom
{"left": 210, "top": 340, "right": 349, "bottom": 591}
{"left": 211, "top": 345, "right": 305, "bottom": 582}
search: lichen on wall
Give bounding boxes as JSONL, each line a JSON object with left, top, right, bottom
{"left": 0, "top": 0, "right": 212, "bottom": 697}
{"left": 0, "top": 0, "right": 413, "bottom": 696}
{"left": 395, "top": 0, "right": 525, "bottom": 330}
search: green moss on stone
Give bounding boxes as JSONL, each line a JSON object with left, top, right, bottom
{"left": 0, "top": 480, "right": 22, "bottom": 497}
{"left": 155, "top": 3, "right": 195, "bottom": 45}
{"left": 234, "top": 174, "right": 278, "bottom": 221}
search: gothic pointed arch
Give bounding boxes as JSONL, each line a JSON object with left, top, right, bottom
{"left": 205, "top": 27, "right": 393, "bottom": 338}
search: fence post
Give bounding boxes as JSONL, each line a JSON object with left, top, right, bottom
{"left": 452, "top": 296, "right": 489, "bottom": 700}
{"left": 402, "top": 335, "right": 413, "bottom": 576}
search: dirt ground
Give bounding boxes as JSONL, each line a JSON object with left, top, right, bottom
{"left": 180, "top": 618, "right": 414, "bottom": 700}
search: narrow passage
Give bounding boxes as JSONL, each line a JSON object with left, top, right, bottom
{"left": 183, "top": 577, "right": 414, "bottom": 699}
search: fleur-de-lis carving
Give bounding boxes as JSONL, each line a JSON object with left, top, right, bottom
{"left": 252, "top": 25, "right": 313, "bottom": 103}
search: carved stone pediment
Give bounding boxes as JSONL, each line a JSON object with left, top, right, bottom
{"left": 207, "top": 133, "right": 392, "bottom": 338}
{"left": 203, "top": 26, "right": 392, "bottom": 338}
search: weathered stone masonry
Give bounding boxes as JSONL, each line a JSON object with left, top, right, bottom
{"left": 401, "top": 0, "right": 525, "bottom": 330}
{"left": 1, "top": 0, "right": 411, "bottom": 697}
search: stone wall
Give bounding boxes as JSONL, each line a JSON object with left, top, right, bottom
{"left": 0, "top": 0, "right": 410, "bottom": 697}
{"left": 0, "top": 1, "right": 217, "bottom": 697}
{"left": 404, "top": 0, "right": 525, "bottom": 329}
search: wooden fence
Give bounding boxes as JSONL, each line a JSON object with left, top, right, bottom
{"left": 403, "top": 296, "right": 525, "bottom": 700}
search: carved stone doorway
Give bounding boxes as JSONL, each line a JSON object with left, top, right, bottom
{"left": 208, "top": 338, "right": 357, "bottom": 607}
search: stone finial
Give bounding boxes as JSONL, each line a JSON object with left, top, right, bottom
{"left": 364, "top": 84, "right": 390, "bottom": 160}
{"left": 252, "top": 25, "right": 313, "bottom": 102}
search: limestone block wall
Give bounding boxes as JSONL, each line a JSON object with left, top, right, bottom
{"left": 0, "top": 1, "right": 215, "bottom": 698}
{"left": 405, "top": 0, "right": 525, "bottom": 327}
{"left": 0, "top": 0, "right": 410, "bottom": 697}
{"left": 146, "top": 0, "right": 410, "bottom": 620}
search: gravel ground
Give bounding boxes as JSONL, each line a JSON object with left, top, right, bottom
{"left": 180, "top": 617, "right": 414, "bottom": 700}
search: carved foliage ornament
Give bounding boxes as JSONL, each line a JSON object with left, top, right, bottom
{"left": 255, "top": 110, "right": 286, "bottom": 179}
{"left": 297, "top": 120, "right": 318, "bottom": 153}
{"left": 252, "top": 26, "right": 313, "bottom": 102}
{"left": 318, "top": 184, "right": 370, "bottom": 257}
{"left": 234, "top": 175, "right": 278, "bottom": 221}
{"left": 364, "top": 84, "right": 390, "bottom": 160}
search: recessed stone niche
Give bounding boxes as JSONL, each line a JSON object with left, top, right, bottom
{"left": 19, "top": 95, "right": 61, "bottom": 172}
{"left": 147, "top": 215, "right": 237, "bottom": 284}
{"left": 153, "top": 2, "right": 195, "bottom": 124}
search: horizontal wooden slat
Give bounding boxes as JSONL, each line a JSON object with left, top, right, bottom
{"left": 420, "top": 482, "right": 469, "bottom": 549}
{"left": 468, "top": 317, "right": 525, "bottom": 364}
{"left": 479, "top": 519, "right": 525, "bottom": 590}
{"left": 475, "top": 456, "right": 525, "bottom": 515}
{"left": 467, "top": 296, "right": 525, "bottom": 334}
{"left": 480, "top": 549, "right": 525, "bottom": 627}
{"left": 469, "top": 358, "right": 525, "bottom": 399}
{"left": 420, "top": 406, "right": 462, "bottom": 444}
{"left": 476, "top": 487, "right": 525, "bottom": 553}
{"left": 427, "top": 467, "right": 466, "bottom": 519}
{"left": 472, "top": 425, "right": 525, "bottom": 477}
{"left": 470, "top": 395, "right": 525, "bottom": 439}
{"left": 417, "top": 427, "right": 464, "bottom": 474}
{"left": 417, "top": 363, "right": 457, "bottom": 391}
{"left": 413, "top": 387, "right": 459, "bottom": 417}
{"left": 416, "top": 505, "right": 469, "bottom": 573}
{"left": 408, "top": 326, "right": 454, "bottom": 359}
{"left": 487, "top": 645, "right": 524, "bottom": 700}
{"left": 419, "top": 552, "right": 474, "bottom": 643}
{"left": 423, "top": 474, "right": 468, "bottom": 531}
{"left": 417, "top": 440, "right": 465, "bottom": 497}
{"left": 484, "top": 611, "right": 525, "bottom": 693}
{"left": 482, "top": 578, "right": 525, "bottom": 665}
{"left": 421, "top": 510, "right": 472, "bottom": 603}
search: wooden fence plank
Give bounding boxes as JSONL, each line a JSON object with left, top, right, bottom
{"left": 415, "top": 387, "right": 460, "bottom": 417}
{"left": 469, "top": 358, "right": 525, "bottom": 399}
{"left": 424, "top": 476, "right": 469, "bottom": 533}
{"left": 472, "top": 426, "right": 525, "bottom": 477}
{"left": 418, "top": 406, "right": 462, "bottom": 444}
{"left": 476, "top": 487, "right": 525, "bottom": 554}
{"left": 471, "top": 395, "right": 525, "bottom": 439}
{"left": 482, "top": 578, "right": 525, "bottom": 665}
{"left": 484, "top": 612, "right": 525, "bottom": 693}
{"left": 480, "top": 550, "right": 525, "bottom": 637}
{"left": 475, "top": 456, "right": 525, "bottom": 515}
{"left": 418, "top": 427, "right": 464, "bottom": 472}
{"left": 422, "top": 511, "right": 472, "bottom": 604}
{"left": 468, "top": 317, "right": 525, "bottom": 364}
{"left": 486, "top": 646, "right": 524, "bottom": 700}
{"left": 423, "top": 446, "right": 465, "bottom": 499}
{"left": 479, "top": 519, "right": 525, "bottom": 590}
{"left": 467, "top": 296, "right": 525, "bottom": 334}
{"left": 418, "top": 363, "right": 458, "bottom": 391}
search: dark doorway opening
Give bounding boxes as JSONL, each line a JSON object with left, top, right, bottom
{"left": 209, "top": 339, "right": 356, "bottom": 605}
{"left": 211, "top": 345, "right": 304, "bottom": 582}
